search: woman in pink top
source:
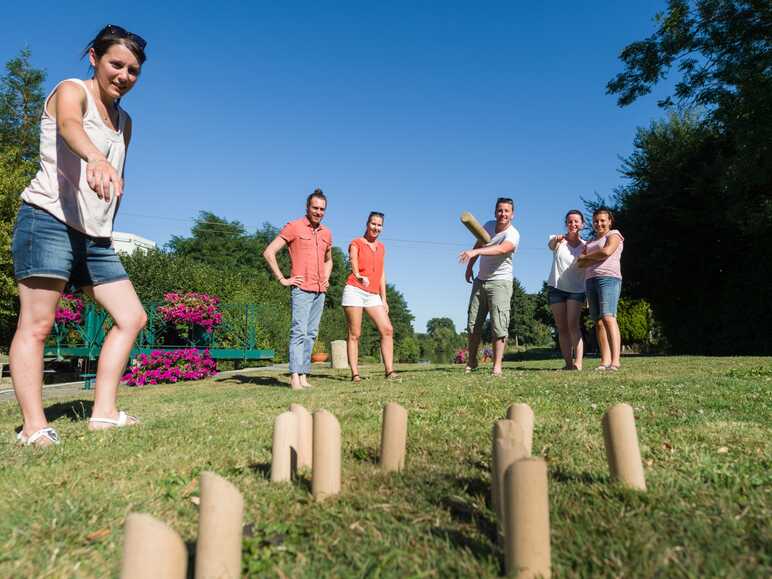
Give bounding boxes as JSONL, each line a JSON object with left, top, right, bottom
{"left": 577, "top": 208, "right": 624, "bottom": 370}
{"left": 342, "top": 212, "right": 397, "bottom": 382}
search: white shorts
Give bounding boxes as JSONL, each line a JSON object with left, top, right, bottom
{"left": 341, "top": 284, "right": 383, "bottom": 308}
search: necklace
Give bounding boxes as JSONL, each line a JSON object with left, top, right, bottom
{"left": 88, "top": 80, "right": 118, "bottom": 127}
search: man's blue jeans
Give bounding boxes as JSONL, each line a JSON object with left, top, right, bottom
{"left": 289, "top": 287, "right": 326, "bottom": 374}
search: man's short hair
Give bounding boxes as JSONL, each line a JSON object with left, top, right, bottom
{"left": 496, "top": 197, "right": 514, "bottom": 210}
{"left": 307, "top": 188, "right": 327, "bottom": 208}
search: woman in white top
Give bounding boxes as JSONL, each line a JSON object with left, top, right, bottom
{"left": 546, "top": 210, "right": 586, "bottom": 370}
{"left": 9, "top": 26, "right": 148, "bottom": 446}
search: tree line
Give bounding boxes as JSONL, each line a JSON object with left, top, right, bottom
{"left": 605, "top": 0, "right": 771, "bottom": 354}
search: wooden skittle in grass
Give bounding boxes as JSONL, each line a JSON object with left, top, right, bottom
{"left": 195, "top": 472, "right": 244, "bottom": 579}
{"left": 503, "top": 458, "right": 551, "bottom": 578}
{"left": 120, "top": 513, "right": 187, "bottom": 579}
{"left": 602, "top": 403, "right": 646, "bottom": 491}
{"left": 506, "top": 403, "right": 535, "bottom": 456}
{"left": 492, "top": 419, "right": 528, "bottom": 545}
{"left": 290, "top": 403, "right": 313, "bottom": 470}
{"left": 379, "top": 402, "right": 408, "bottom": 472}
{"left": 271, "top": 411, "right": 298, "bottom": 482}
{"left": 312, "top": 410, "right": 341, "bottom": 500}
{"left": 460, "top": 211, "right": 491, "bottom": 244}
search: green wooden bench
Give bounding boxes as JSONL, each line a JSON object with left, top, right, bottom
{"left": 81, "top": 373, "right": 97, "bottom": 390}
{"left": 44, "top": 302, "right": 275, "bottom": 371}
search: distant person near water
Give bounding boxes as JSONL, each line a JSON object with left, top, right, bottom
{"left": 577, "top": 208, "right": 624, "bottom": 371}
{"left": 342, "top": 212, "right": 398, "bottom": 382}
{"left": 458, "top": 197, "right": 520, "bottom": 376}
{"left": 10, "top": 25, "right": 149, "bottom": 446}
{"left": 263, "top": 190, "right": 333, "bottom": 389}
{"left": 546, "top": 210, "right": 587, "bottom": 370}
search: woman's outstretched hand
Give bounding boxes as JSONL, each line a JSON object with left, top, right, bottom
{"left": 86, "top": 158, "right": 123, "bottom": 201}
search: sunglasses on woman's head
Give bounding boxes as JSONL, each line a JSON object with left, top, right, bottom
{"left": 105, "top": 24, "right": 147, "bottom": 50}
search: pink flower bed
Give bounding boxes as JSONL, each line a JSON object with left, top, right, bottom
{"left": 157, "top": 292, "right": 223, "bottom": 332}
{"left": 122, "top": 349, "right": 217, "bottom": 386}
{"left": 55, "top": 293, "right": 84, "bottom": 325}
{"left": 454, "top": 347, "right": 493, "bottom": 364}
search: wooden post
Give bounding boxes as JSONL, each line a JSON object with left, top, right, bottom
{"left": 503, "top": 458, "right": 551, "bottom": 578}
{"left": 195, "top": 472, "right": 244, "bottom": 579}
{"left": 290, "top": 403, "right": 313, "bottom": 470}
{"left": 506, "top": 403, "right": 534, "bottom": 456}
{"left": 271, "top": 411, "right": 298, "bottom": 482}
{"left": 120, "top": 513, "right": 187, "bottom": 579}
{"left": 492, "top": 419, "right": 528, "bottom": 544}
{"left": 380, "top": 403, "right": 408, "bottom": 472}
{"left": 602, "top": 403, "right": 646, "bottom": 491}
{"left": 312, "top": 410, "right": 341, "bottom": 500}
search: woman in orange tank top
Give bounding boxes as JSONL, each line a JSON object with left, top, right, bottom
{"left": 341, "top": 212, "right": 398, "bottom": 382}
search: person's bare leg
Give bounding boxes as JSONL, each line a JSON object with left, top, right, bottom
{"left": 595, "top": 320, "right": 611, "bottom": 367}
{"left": 85, "top": 280, "right": 147, "bottom": 429}
{"left": 344, "top": 306, "right": 363, "bottom": 379}
{"left": 289, "top": 373, "right": 302, "bottom": 389}
{"left": 549, "top": 302, "right": 571, "bottom": 368}
{"left": 492, "top": 337, "right": 506, "bottom": 375}
{"left": 566, "top": 300, "right": 584, "bottom": 370}
{"left": 10, "top": 278, "right": 66, "bottom": 441}
{"left": 602, "top": 315, "right": 622, "bottom": 368}
{"left": 366, "top": 305, "right": 394, "bottom": 375}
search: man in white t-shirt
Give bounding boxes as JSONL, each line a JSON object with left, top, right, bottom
{"left": 458, "top": 197, "right": 520, "bottom": 376}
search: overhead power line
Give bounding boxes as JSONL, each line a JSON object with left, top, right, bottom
{"left": 118, "top": 211, "right": 549, "bottom": 252}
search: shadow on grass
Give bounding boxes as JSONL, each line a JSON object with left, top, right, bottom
{"left": 249, "top": 460, "right": 311, "bottom": 491}
{"left": 184, "top": 541, "right": 196, "bottom": 579}
{"left": 399, "top": 467, "right": 501, "bottom": 568}
{"left": 47, "top": 399, "right": 93, "bottom": 422}
{"left": 217, "top": 374, "right": 287, "bottom": 388}
{"left": 350, "top": 446, "right": 379, "bottom": 464}
{"left": 503, "top": 348, "right": 560, "bottom": 362}
{"left": 550, "top": 466, "right": 609, "bottom": 485}
{"left": 15, "top": 400, "right": 92, "bottom": 433}
{"left": 249, "top": 461, "right": 272, "bottom": 479}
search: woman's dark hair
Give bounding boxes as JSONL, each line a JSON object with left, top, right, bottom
{"left": 367, "top": 211, "right": 385, "bottom": 224}
{"left": 565, "top": 209, "right": 584, "bottom": 223}
{"left": 83, "top": 25, "right": 147, "bottom": 65}
{"left": 592, "top": 207, "right": 614, "bottom": 225}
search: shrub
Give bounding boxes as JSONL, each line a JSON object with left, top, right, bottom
{"left": 617, "top": 298, "right": 651, "bottom": 344}
{"left": 122, "top": 349, "right": 217, "bottom": 386}
{"left": 55, "top": 293, "right": 84, "bottom": 325}
{"left": 157, "top": 292, "right": 222, "bottom": 333}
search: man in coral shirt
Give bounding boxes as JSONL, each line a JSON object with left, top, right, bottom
{"left": 263, "top": 189, "right": 333, "bottom": 389}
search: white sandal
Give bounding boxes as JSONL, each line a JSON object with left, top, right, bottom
{"left": 16, "top": 427, "right": 60, "bottom": 446}
{"left": 88, "top": 410, "right": 139, "bottom": 429}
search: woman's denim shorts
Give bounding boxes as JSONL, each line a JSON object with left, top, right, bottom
{"left": 586, "top": 276, "right": 622, "bottom": 320}
{"left": 12, "top": 202, "right": 128, "bottom": 288}
{"left": 548, "top": 286, "right": 586, "bottom": 305}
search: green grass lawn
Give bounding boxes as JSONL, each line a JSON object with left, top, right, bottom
{"left": 0, "top": 356, "right": 770, "bottom": 578}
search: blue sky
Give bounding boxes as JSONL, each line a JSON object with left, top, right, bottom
{"left": 1, "top": 1, "right": 673, "bottom": 333}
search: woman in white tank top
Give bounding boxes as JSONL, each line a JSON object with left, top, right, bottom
{"left": 9, "top": 25, "right": 148, "bottom": 446}
{"left": 546, "top": 210, "right": 586, "bottom": 371}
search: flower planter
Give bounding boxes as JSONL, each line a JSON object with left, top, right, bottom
{"left": 311, "top": 353, "right": 329, "bottom": 363}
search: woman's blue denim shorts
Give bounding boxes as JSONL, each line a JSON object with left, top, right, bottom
{"left": 12, "top": 202, "right": 128, "bottom": 288}
{"left": 547, "top": 286, "right": 586, "bottom": 305}
{"left": 586, "top": 276, "right": 622, "bottom": 320}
